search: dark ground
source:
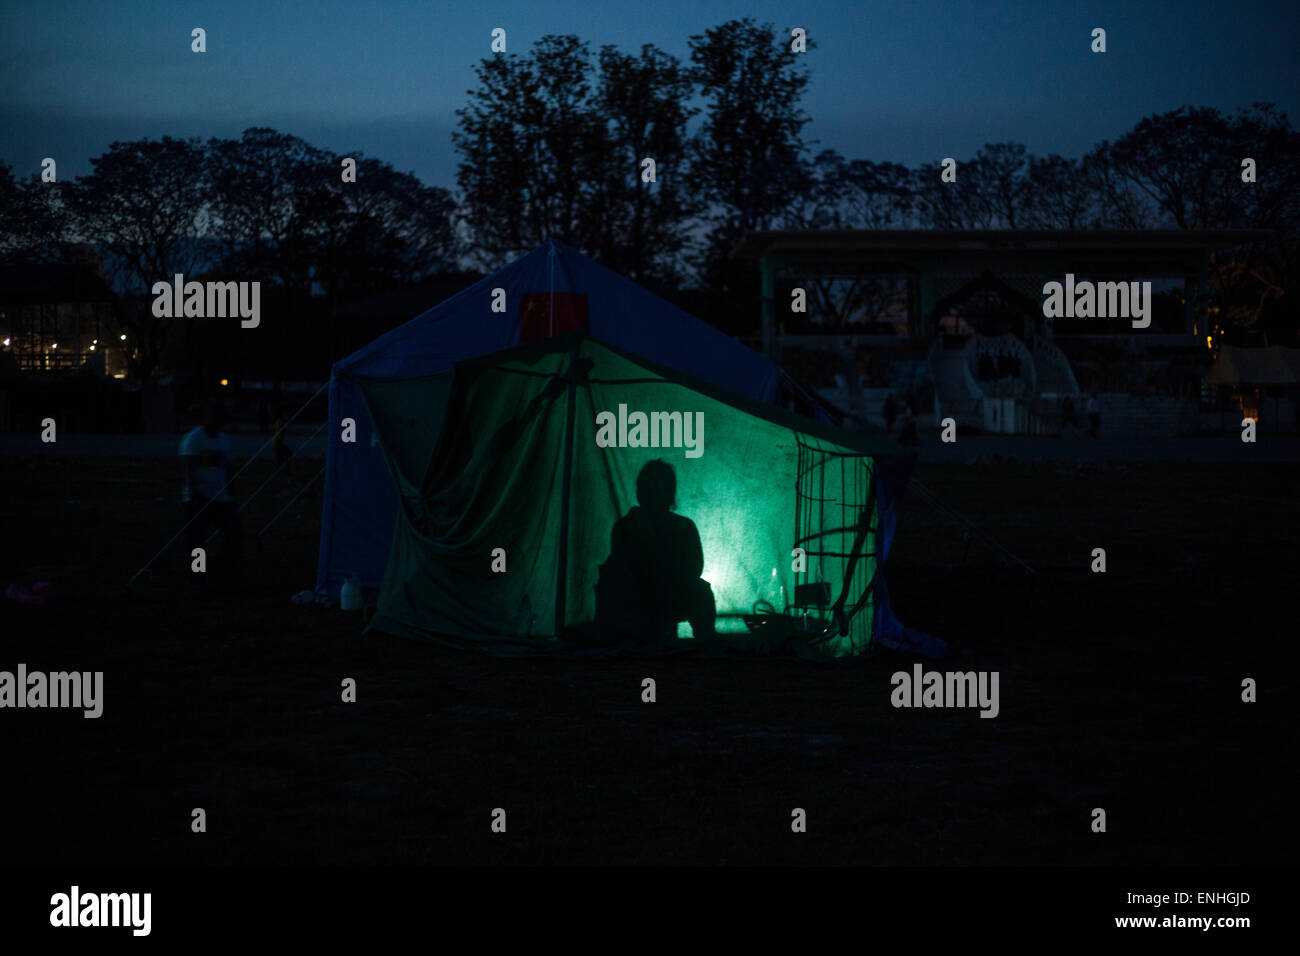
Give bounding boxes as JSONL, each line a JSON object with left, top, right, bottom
{"left": 1, "top": 451, "right": 1295, "bottom": 866}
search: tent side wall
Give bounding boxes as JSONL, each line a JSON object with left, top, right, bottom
{"left": 316, "top": 371, "right": 399, "bottom": 596}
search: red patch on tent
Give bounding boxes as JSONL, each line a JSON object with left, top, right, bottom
{"left": 520, "top": 292, "right": 589, "bottom": 342}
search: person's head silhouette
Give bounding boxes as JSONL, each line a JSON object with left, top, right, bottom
{"left": 636, "top": 459, "right": 676, "bottom": 513}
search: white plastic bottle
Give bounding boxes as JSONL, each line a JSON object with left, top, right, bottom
{"left": 340, "top": 574, "right": 362, "bottom": 611}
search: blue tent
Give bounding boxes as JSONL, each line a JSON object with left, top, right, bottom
{"left": 314, "top": 240, "right": 938, "bottom": 655}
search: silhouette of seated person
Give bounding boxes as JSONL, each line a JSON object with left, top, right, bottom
{"left": 595, "top": 460, "right": 717, "bottom": 644}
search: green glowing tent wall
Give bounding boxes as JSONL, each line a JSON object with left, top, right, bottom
{"left": 361, "top": 331, "right": 908, "bottom": 659}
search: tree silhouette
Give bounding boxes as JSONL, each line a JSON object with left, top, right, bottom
{"left": 454, "top": 35, "right": 600, "bottom": 266}
{"left": 454, "top": 35, "right": 697, "bottom": 285}
{"left": 587, "top": 43, "right": 698, "bottom": 285}
{"left": 66, "top": 136, "right": 210, "bottom": 379}
{"left": 0, "top": 163, "right": 69, "bottom": 268}
{"left": 686, "top": 18, "right": 815, "bottom": 335}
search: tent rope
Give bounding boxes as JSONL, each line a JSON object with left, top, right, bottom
{"left": 908, "top": 477, "right": 1036, "bottom": 577}
{"left": 202, "top": 418, "right": 328, "bottom": 544}
{"left": 125, "top": 380, "right": 329, "bottom": 588}
{"left": 779, "top": 368, "right": 844, "bottom": 425}
{"left": 256, "top": 464, "right": 326, "bottom": 538}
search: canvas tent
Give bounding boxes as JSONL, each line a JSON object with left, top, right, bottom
{"left": 317, "top": 239, "right": 936, "bottom": 658}
{"left": 361, "top": 331, "right": 916, "bottom": 659}
{"left": 316, "top": 239, "right": 788, "bottom": 599}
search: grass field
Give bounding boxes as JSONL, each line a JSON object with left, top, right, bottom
{"left": 2, "top": 452, "right": 1295, "bottom": 865}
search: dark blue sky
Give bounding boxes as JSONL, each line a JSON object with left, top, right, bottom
{"left": 2, "top": 0, "right": 1296, "bottom": 189}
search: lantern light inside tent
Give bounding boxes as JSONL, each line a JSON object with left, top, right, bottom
{"left": 220, "top": 379, "right": 229, "bottom": 387}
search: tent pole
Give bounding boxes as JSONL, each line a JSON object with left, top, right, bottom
{"left": 548, "top": 240, "right": 556, "bottom": 337}
{"left": 554, "top": 341, "right": 579, "bottom": 636}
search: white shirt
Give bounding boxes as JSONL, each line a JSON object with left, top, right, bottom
{"left": 180, "top": 427, "right": 233, "bottom": 503}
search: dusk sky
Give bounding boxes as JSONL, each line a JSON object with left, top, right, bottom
{"left": 2, "top": 0, "right": 1297, "bottom": 189}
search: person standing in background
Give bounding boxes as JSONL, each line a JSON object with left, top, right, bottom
{"left": 180, "top": 399, "right": 242, "bottom": 582}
